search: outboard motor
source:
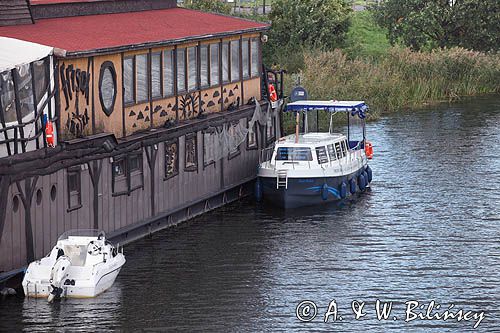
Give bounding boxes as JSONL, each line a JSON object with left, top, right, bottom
{"left": 48, "top": 255, "right": 71, "bottom": 303}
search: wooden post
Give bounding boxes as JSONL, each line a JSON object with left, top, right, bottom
{"left": 87, "top": 160, "right": 103, "bottom": 230}
{"left": 15, "top": 176, "right": 39, "bottom": 264}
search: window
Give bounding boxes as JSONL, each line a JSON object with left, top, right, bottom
{"left": 163, "top": 50, "right": 174, "bottom": 97}
{"left": 316, "top": 146, "right": 329, "bottom": 164}
{"left": 136, "top": 54, "right": 149, "bottom": 103}
{"left": 177, "top": 48, "right": 187, "bottom": 93}
{"left": 327, "top": 144, "right": 337, "bottom": 161}
{"left": 200, "top": 45, "right": 209, "bottom": 88}
{"left": 247, "top": 119, "right": 258, "bottom": 149}
{"left": 185, "top": 134, "right": 198, "bottom": 172}
{"left": 222, "top": 42, "right": 229, "bottom": 83}
{"left": 123, "top": 57, "right": 134, "bottom": 104}
{"left": 230, "top": 40, "right": 240, "bottom": 82}
{"left": 188, "top": 46, "right": 198, "bottom": 92}
{"left": 112, "top": 152, "right": 144, "bottom": 196}
{"left": 151, "top": 52, "right": 162, "bottom": 99}
{"left": 228, "top": 122, "right": 241, "bottom": 159}
{"left": 242, "top": 39, "right": 250, "bottom": 79}
{"left": 341, "top": 140, "right": 348, "bottom": 158}
{"left": 165, "top": 139, "right": 179, "bottom": 179}
{"left": 33, "top": 58, "right": 49, "bottom": 106}
{"left": 13, "top": 64, "right": 34, "bottom": 120}
{"left": 203, "top": 129, "right": 216, "bottom": 167}
{"left": 0, "top": 70, "right": 17, "bottom": 123}
{"left": 210, "top": 43, "right": 220, "bottom": 86}
{"left": 276, "top": 147, "right": 313, "bottom": 161}
{"left": 99, "top": 61, "right": 117, "bottom": 116}
{"left": 251, "top": 38, "right": 260, "bottom": 77}
{"left": 67, "top": 167, "right": 82, "bottom": 211}
{"left": 334, "top": 142, "right": 342, "bottom": 159}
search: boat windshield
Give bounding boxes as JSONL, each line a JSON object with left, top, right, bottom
{"left": 57, "top": 229, "right": 105, "bottom": 241}
{"left": 276, "top": 147, "right": 312, "bottom": 161}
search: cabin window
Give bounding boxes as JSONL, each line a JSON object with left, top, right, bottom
{"left": 334, "top": 142, "right": 342, "bottom": 159}
{"left": 67, "top": 166, "right": 82, "bottom": 211}
{"left": 316, "top": 146, "right": 329, "bottom": 164}
{"left": 33, "top": 58, "right": 49, "bottom": 106}
{"left": 276, "top": 147, "right": 312, "bottom": 161}
{"left": 327, "top": 144, "right": 337, "bottom": 161}
{"left": 230, "top": 40, "right": 240, "bottom": 82}
{"left": 112, "top": 152, "right": 143, "bottom": 196}
{"left": 247, "top": 118, "right": 258, "bottom": 149}
{"left": 136, "top": 54, "right": 149, "bottom": 103}
{"left": 185, "top": 134, "right": 198, "bottom": 172}
{"left": 0, "top": 71, "right": 17, "bottom": 123}
{"left": 228, "top": 122, "right": 241, "bottom": 159}
{"left": 242, "top": 39, "right": 250, "bottom": 79}
{"left": 99, "top": 61, "right": 117, "bottom": 116}
{"left": 14, "top": 64, "right": 35, "bottom": 120}
{"left": 210, "top": 43, "right": 220, "bottom": 87}
{"left": 188, "top": 46, "right": 198, "bottom": 92}
{"left": 251, "top": 38, "right": 260, "bottom": 77}
{"left": 203, "top": 129, "right": 216, "bottom": 167}
{"left": 200, "top": 45, "right": 209, "bottom": 88}
{"left": 222, "top": 42, "right": 230, "bottom": 83}
{"left": 341, "top": 140, "right": 348, "bottom": 157}
{"left": 163, "top": 50, "right": 174, "bottom": 97}
{"left": 123, "top": 57, "right": 134, "bottom": 105}
{"left": 177, "top": 48, "right": 187, "bottom": 93}
{"left": 151, "top": 52, "right": 162, "bottom": 99}
{"left": 164, "top": 139, "right": 179, "bottom": 179}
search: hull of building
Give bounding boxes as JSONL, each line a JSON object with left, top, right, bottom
{"left": 0, "top": 102, "right": 277, "bottom": 282}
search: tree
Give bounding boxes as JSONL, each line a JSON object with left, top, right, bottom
{"left": 264, "top": 0, "right": 351, "bottom": 71}
{"left": 372, "top": 0, "right": 500, "bottom": 52}
{"left": 185, "top": 0, "right": 232, "bottom": 15}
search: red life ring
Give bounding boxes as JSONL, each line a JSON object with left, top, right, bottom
{"left": 268, "top": 84, "right": 278, "bottom": 102}
{"left": 46, "top": 121, "right": 55, "bottom": 147}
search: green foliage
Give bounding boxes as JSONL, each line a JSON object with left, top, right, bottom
{"left": 299, "top": 47, "right": 500, "bottom": 118}
{"left": 344, "top": 10, "right": 391, "bottom": 59}
{"left": 185, "top": 0, "right": 232, "bottom": 15}
{"left": 372, "top": 0, "right": 500, "bottom": 51}
{"left": 263, "top": 0, "right": 352, "bottom": 72}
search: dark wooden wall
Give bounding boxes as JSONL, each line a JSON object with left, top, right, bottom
{"left": 0, "top": 102, "right": 278, "bottom": 275}
{"left": 0, "top": 0, "right": 33, "bottom": 26}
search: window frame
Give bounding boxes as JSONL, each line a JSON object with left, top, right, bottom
{"left": 242, "top": 38, "right": 250, "bottom": 80}
{"left": 187, "top": 46, "right": 199, "bottom": 92}
{"left": 315, "top": 146, "right": 329, "bottom": 164}
{"left": 228, "top": 121, "right": 241, "bottom": 160}
{"left": 164, "top": 138, "right": 180, "bottom": 180}
{"left": 230, "top": 39, "right": 241, "bottom": 83}
{"left": 210, "top": 43, "right": 220, "bottom": 87}
{"left": 200, "top": 44, "right": 210, "bottom": 89}
{"left": 246, "top": 117, "right": 258, "bottom": 150}
{"left": 135, "top": 53, "right": 150, "bottom": 104}
{"left": 184, "top": 133, "right": 198, "bottom": 172}
{"left": 123, "top": 56, "right": 136, "bottom": 106}
{"left": 222, "top": 41, "right": 230, "bottom": 84}
{"left": 112, "top": 151, "right": 144, "bottom": 197}
{"left": 203, "top": 128, "right": 216, "bottom": 168}
{"left": 151, "top": 51, "right": 163, "bottom": 101}
{"left": 163, "top": 49, "right": 175, "bottom": 98}
{"left": 176, "top": 47, "right": 187, "bottom": 94}
{"left": 66, "top": 166, "right": 82, "bottom": 212}
{"left": 250, "top": 38, "right": 260, "bottom": 78}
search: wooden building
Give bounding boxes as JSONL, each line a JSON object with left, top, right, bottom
{"left": 0, "top": 0, "right": 282, "bottom": 280}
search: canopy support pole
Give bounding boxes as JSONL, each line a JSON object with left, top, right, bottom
{"left": 295, "top": 111, "right": 300, "bottom": 143}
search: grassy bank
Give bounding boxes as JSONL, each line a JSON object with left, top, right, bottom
{"left": 300, "top": 47, "right": 500, "bottom": 118}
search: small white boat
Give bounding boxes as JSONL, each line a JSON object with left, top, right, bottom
{"left": 22, "top": 229, "right": 125, "bottom": 302}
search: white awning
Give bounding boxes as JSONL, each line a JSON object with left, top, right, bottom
{"left": 0, "top": 37, "right": 54, "bottom": 72}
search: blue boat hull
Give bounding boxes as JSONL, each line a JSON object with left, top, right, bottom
{"left": 258, "top": 168, "right": 369, "bottom": 209}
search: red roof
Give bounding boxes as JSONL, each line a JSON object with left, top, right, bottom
{"left": 0, "top": 8, "right": 268, "bottom": 55}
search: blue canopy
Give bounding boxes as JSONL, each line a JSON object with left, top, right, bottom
{"left": 285, "top": 100, "right": 369, "bottom": 119}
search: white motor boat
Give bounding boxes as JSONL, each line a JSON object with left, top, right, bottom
{"left": 22, "top": 229, "right": 125, "bottom": 302}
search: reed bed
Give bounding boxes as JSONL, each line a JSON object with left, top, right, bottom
{"left": 299, "top": 47, "right": 500, "bottom": 117}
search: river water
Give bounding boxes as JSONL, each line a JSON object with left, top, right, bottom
{"left": 1, "top": 95, "right": 499, "bottom": 332}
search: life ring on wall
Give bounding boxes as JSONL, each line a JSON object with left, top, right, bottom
{"left": 268, "top": 84, "right": 278, "bottom": 102}
{"left": 46, "top": 121, "right": 55, "bottom": 147}
{"left": 365, "top": 141, "right": 373, "bottom": 159}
